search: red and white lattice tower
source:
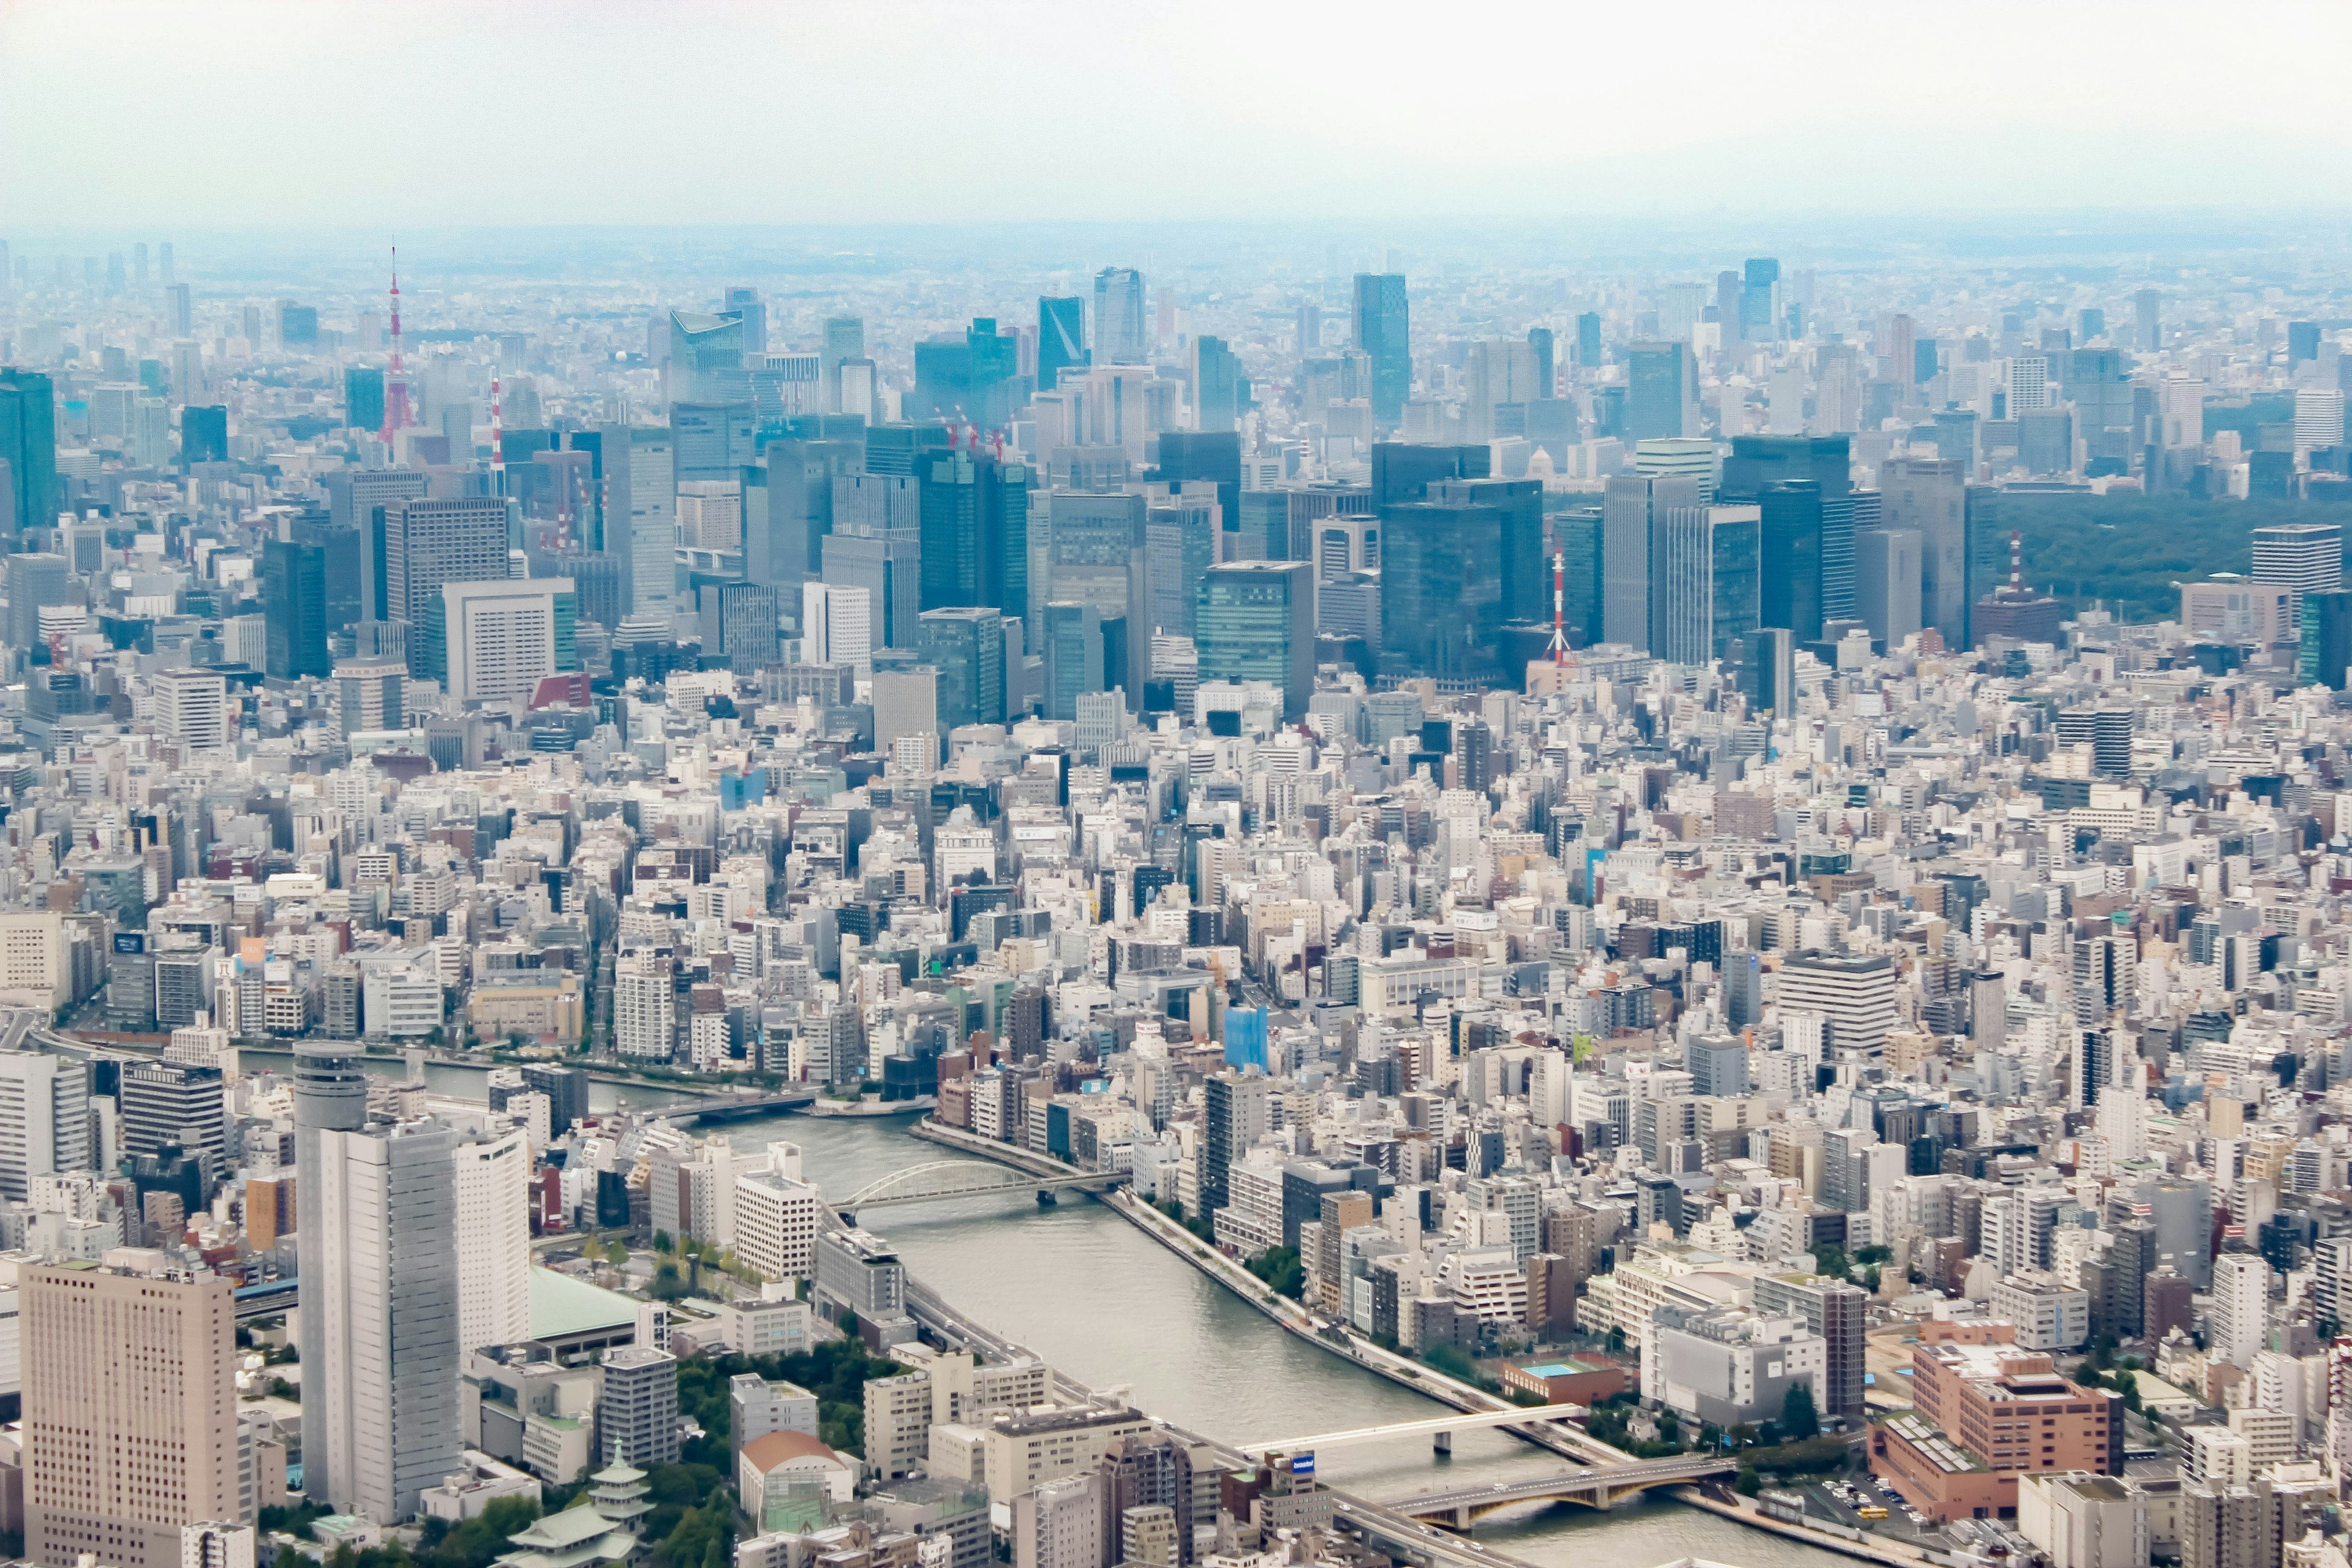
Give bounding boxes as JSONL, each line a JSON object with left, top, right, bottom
{"left": 1546, "top": 549, "right": 1569, "bottom": 664}
{"left": 378, "top": 246, "right": 415, "bottom": 444}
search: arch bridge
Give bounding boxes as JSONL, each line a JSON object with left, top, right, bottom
{"left": 838, "top": 1159, "right": 1129, "bottom": 1211}
{"left": 1391, "top": 1455, "right": 1738, "bottom": 1529}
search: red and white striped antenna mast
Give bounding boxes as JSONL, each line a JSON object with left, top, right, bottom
{"left": 378, "top": 244, "right": 415, "bottom": 445}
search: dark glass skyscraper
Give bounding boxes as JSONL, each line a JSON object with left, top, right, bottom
{"left": 1038, "top": 296, "right": 1085, "bottom": 393}
{"left": 1739, "top": 257, "right": 1780, "bottom": 342}
{"left": 1625, "top": 342, "right": 1693, "bottom": 441}
{"left": 0, "top": 370, "right": 56, "bottom": 534}
{"left": 1196, "top": 561, "right": 1313, "bottom": 720}
{"left": 1526, "top": 327, "right": 1555, "bottom": 397}
{"left": 1576, "top": 312, "right": 1602, "bottom": 369}
{"left": 1351, "top": 273, "right": 1410, "bottom": 426}
{"left": 1381, "top": 498, "right": 1505, "bottom": 682}
{"left": 916, "top": 450, "right": 1031, "bottom": 621}
{"left": 1153, "top": 431, "right": 1242, "bottom": 536}
{"left": 1758, "top": 483, "right": 1824, "bottom": 641}
{"left": 183, "top": 405, "right": 229, "bottom": 466}
{"left": 916, "top": 606, "right": 1006, "bottom": 728}
{"left": 263, "top": 537, "right": 332, "bottom": 680}
{"left": 344, "top": 366, "right": 385, "bottom": 433}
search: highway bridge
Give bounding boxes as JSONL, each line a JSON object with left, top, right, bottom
{"left": 838, "top": 1159, "right": 1129, "bottom": 1212}
{"left": 1392, "top": 1455, "right": 1741, "bottom": 1528}
{"left": 650, "top": 1088, "right": 820, "bottom": 1124}
{"left": 1239, "top": 1404, "right": 1587, "bottom": 1457}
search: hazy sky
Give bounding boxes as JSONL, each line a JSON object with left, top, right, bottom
{"left": 6, "top": 0, "right": 2350, "bottom": 232}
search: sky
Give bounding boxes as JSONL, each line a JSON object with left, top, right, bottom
{"left": 5, "top": 0, "right": 2350, "bottom": 233}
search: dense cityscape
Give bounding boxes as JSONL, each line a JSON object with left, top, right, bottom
{"left": 13, "top": 12, "right": 2352, "bottom": 1568}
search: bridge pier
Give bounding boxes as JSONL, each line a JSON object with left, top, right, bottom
{"left": 1432, "top": 1430, "right": 1452, "bottom": 1457}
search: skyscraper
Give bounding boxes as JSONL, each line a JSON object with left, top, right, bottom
{"left": 293, "top": 1040, "right": 368, "bottom": 1456}
{"left": 1191, "top": 336, "right": 1241, "bottom": 432}
{"left": 802, "top": 581, "right": 873, "bottom": 669}
{"left": 665, "top": 311, "right": 747, "bottom": 407}
{"left": 1195, "top": 561, "right": 1313, "bottom": 720}
{"left": 312, "top": 1117, "right": 462, "bottom": 1522}
{"left": 453, "top": 1126, "right": 531, "bottom": 1355}
{"left": 1351, "top": 273, "right": 1411, "bottom": 426}
{"left": 1757, "top": 483, "right": 1824, "bottom": 641}
{"left": 2253, "top": 522, "right": 2343, "bottom": 624}
{"left": 263, "top": 537, "right": 332, "bottom": 680}
{"left": 1042, "top": 601, "right": 1104, "bottom": 722}
{"left": 916, "top": 607, "right": 1006, "bottom": 730}
{"left": 424, "top": 578, "right": 578, "bottom": 704}
{"left": 0, "top": 1050, "right": 89, "bottom": 1200}
{"left": 344, "top": 365, "right": 385, "bottom": 434}
{"left": 2135, "top": 288, "right": 2162, "bottom": 354}
{"left": 1653, "top": 503, "right": 1761, "bottom": 666}
{"left": 383, "top": 496, "right": 512, "bottom": 663}
{"left": 917, "top": 449, "right": 1031, "bottom": 619}
{"left": 0, "top": 369, "right": 59, "bottom": 533}
{"left": 1038, "top": 296, "right": 1087, "bottom": 393}
{"left": 1625, "top": 342, "right": 1695, "bottom": 442}
{"left": 24, "top": 1262, "right": 239, "bottom": 1568}
{"left": 1094, "top": 269, "right": 1147, "bottom": 366}
{"left": 1881, "top": 458, "right": 1967, "bottom": 647}
{"left": 119, "top": 1060, "right": 227, "bottom": 1194}
{"left": 1739, "top": 258, "right": 1781, "bottom": 342}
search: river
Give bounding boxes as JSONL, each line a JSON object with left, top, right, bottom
{"left": 680, "top": 1109, "right": 1860, "bottom": 1568}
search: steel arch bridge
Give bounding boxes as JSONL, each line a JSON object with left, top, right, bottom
{"left": 838, "top": 1159, "right": 1128, "bottom": 1210}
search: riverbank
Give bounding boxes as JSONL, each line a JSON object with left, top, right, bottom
{"left": 909, "top": 1116, "right": 1622, "bottom": 1463}
{"left": 909, "top": 1118, "right": 1941, "bottom": 1568}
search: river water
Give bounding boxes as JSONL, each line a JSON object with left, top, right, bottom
{"left": 687, "top": 1110, "right": 1858, "bottom": 1568}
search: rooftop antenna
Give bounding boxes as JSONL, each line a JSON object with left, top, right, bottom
{"left": 2009, "top": 529, "right": 2024, "bottom": 594}
{"left": 379, "top": 244, "right": 415, "bottom": 445}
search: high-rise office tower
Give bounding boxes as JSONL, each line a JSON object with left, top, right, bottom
{"left": 0, "top": 369, "right": 58, "bottom": 534}
{"left": 2299, "top": 589, "right": 2352, "bottom": 691}
{"left": 1625, "top": 342, "right": 1695, "bottom": 442}
{"left": 262, "top": 537, "right": 332, "bottom": 680}
{"left": 119, "top": 1060, "right": 227, "bottom": 1194}
{"left": 1599, "top": 473, "right": 1703, "bottom": 653}
{"left": 1351, "top": 273, "right": 1411, "bottom": 426}
{"left": 1757, "top": 483, "right": 1824, "bottom": 641}
{"left": 24, "top": 1262, "right": 239, "bottom": 1568}
{"left": 0, "top": 1050, "right": 88, "bottom": 1202}
{"left": 1855, "top": 527, "right": 1924, "bottom": 649}
{"left": 1038, "top": 296, "right": 1086, "bottom": 393}
{"left": 802, "top": 581, "right": 873, "bottom": 670}
{"left": 153, "top": 668, "right": 228, "bottom": 751}
{"left": 1191, "top": 336, "right": 1241, "bottom": 432}
{"left": 1196, "top": 561, "right": 1313, "bottom": 720}
{"left": 1094, "top": 268, "right": 1147, "bottom": 366}
{"left": 312, "top": 1117, "right": 462, "bottom": 1521}
{"left": 1526, "top": 326, "right": 1556, "bottom": 397}
{"left": 1380, "top": 493, "right": 1507, "bottom": 682}
{"left": 821, "top": 316, "right": 865, "bottom": 411}
{"left": 2135, "top": 288, "right": 2162, "bottom": 354}
{"left": 1575, "top": 312, "right": 1602, "bottom": 369}
{"left": 292, "top": 1040, "right": 367, "bottom": 1460}
{"left": 916, "top": 607, "right": 1006, "bottom": 731}
{"left": 824, "top": 475, "right": 921, "bottom": 651}
{"left": 665, "top": 310, "right": 747, "bottom": 407}
{"left": 1463, "top": 337, "right": 1540, "bottom": 442}
{"left": 1042, "top": 601, "right": 1105, "bottom": 723}
{"left": 2253, "top": 522, "right": 2343, "bottom": 624}
{"left": 424, "top": 578, "right": 577, "bottom": 703}
{"left": 916, "top": 449, "right": 1031, "bottom": 619}
{"left": 1881, "top": 458, "right": 1966, "bottom": 647}
{"left": 722, "top": 286, "right": 766, "bottom": 355}
{"left": 383, "top": 496, "right": 511, "bottom": 655}
{"left": 1739, "top": 258, "right": 1781, "bottom": 342}
{"left": 5, "top": 551, "right": 72, "bottom": 650}
{"left": 453, "top": 1126, "right": 531, "bottom": 1354}
{"left": 336, "top": 660, "right": 405, "bottom": 737}
{"left": 1653, "top": 503, "right": 1761, "bottom": 666}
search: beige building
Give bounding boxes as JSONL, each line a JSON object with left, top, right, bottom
{"left": 24, "top": 1261, "right": 239, "bottom": 1568}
